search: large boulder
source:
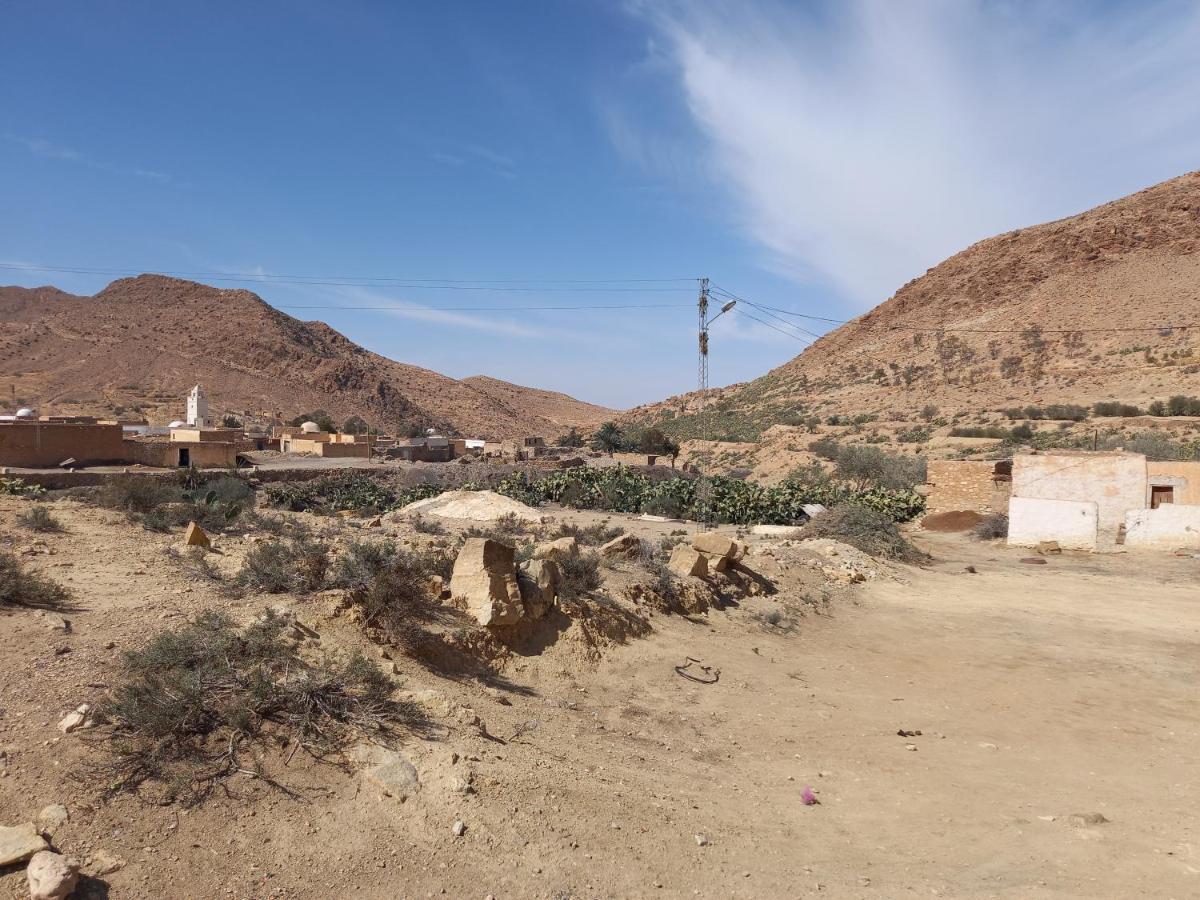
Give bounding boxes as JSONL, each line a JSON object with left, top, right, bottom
{"left": 599, "top": 533, "right": 642, "bottom": 559}
{"left": 668, "top": 546, "right": 709, "bottom": 578}
{"left": 693, "top": 532, "right": 739, "bottom": 559}
{"left": 450, "top": 538, "right": 524, "bottom": 627}
{"left": 27, "top": 851, "right": 79, "bottom": 900}
{"left": 518, "top": 559, "right": 561, "bottom": 619}
{"left": 532, "top": 536, "right": 577, "bottom": 563}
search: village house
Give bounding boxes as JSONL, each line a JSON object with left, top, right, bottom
{"left": 277, "top": 422, "right": 376, "bottom": 458}
{"left": 929, "top": 452, "right": 1200, "bottom": 551}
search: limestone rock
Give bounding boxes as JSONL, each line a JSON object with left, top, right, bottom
{"left": 532, "top": 536, "right": 577, "bottom": 563}
{"left": 183, "top": 521, "right": 210, "bottom": 549}
{"left": 450, "top": 538, "right": 524, "bottom": 627}
{"left": 668, "top": 546, "right": 708, "bottom": 578}
{"left": 0, "top": 823, "right": 48, "bottom": 867}
{"left": 36, "top": 805, "right": 68, "bottom": 837}
{"left": 352, "top": 745, "right": 421, "bottom": 801}
{"left": 84, "top": 849, "right": 126, "bottom": 876}
{"left": 750, "top": 524, "right": 805, "bottom": 539}
{"left": 57, "top": 704, "right": 97, "bottom": 734}
{"left": 599, "top": 533, "right": 642, "bottom": 559}
{"left": 518, "top": 559, "right": 561, "bottom": 619}
{"left": 693, "top": 532, "right": 738, "bottom": 559}
{"left": 27, "top": 850, "right": 79, "bottom": 900}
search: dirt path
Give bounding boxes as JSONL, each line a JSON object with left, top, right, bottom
{"left": 2, "top": 501, "right": 1199, "bottom": 898}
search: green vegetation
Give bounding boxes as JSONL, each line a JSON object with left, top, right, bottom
{"left": 1093, "top": 401, "right": 1144, "bottom": 417}
{"left": 557, "top": 551, "right": 603, "bottom": 601}
{"left": 96, "top": 472, "right": 252, "bottom": 533}
{"left": 832, "top": 445, "right": 927, "bottom": 491}
{"left": 341, "top": 548, "right": 451, "bottom": 656}
{"left": 495, "top": 466, "right": 924, "bottom": 525}
{"left": 0, "top": 477, "right": 46, "bottom": 497}
{"left": 264, "top": 472, "right": 439, "bottom": 513}
{"left": 96, "top": 611, "right": 425, "bottom": 805}
{"left": 588, "top": 422, "right": 680, "bottom": 460}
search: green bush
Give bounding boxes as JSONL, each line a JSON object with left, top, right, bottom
{"left": 0, "top": 477, "right": 45, "bottom": 497}
{"left": 833, "top": 446, "right": 926, "bottom": 491}
{"left": 558, "top": 551, "right": 603, "bottom": 601}
{"left": 342, "top": 550, "right": 449, "bottom": 655}
{"left": 264, "top": 473, "right": 439, "bottom": 513}
{"left": 495, "top": 466, "right": 924, "bottom": 526}
{"left": 1093, "top": 401, "right": 1143, "bottom": 417}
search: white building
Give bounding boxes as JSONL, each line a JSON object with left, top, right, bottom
{"left": 186, "top": 385, "right": 210, "bottom": 427}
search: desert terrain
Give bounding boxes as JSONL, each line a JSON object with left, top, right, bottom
{"left": 2, "top": 489, "right": 1197, "bottom": 899}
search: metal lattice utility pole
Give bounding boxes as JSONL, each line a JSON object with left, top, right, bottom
{"left": 698, "top": 277, "right": 710, "bottom": 397}
{"left": 695, "top": 278, "right": 735, "bottom": 527}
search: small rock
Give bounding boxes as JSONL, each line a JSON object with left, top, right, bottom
{"left": 598, "top": 533, "right": 642, "bottom": 559}
{"left": 57, "top": 704, "right": 97, "bottom": 734}
{"left": 452, "top": 820, "right": 466, "bottom": 837}
{"left": 183, "top": 521, "right": 211, "bottom": 549}
{"left": 1067, "top": 812, "right": 1110, "bottom": 827}
{"left": 532, "top": 536, "right": 578, "bottom": 563}
{"left": 905, "top": 743, "right": 918, "bottom": 751}
{"left": 36, "top": 805, "right": 68, "bottom": 837}
{"left": 85, "top": 848, "right": 126, "bottom": 876}
{"left": 27, "top": 850, "right": 79, "bottom": 900}
{"left": 694, "top": 834, "right": 709, "bottom": 847}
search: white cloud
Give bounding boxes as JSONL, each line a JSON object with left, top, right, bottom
{"left": 632, "top": 0, "right": 1200, "bottom": 309}
{"left": 332, "top": 287, "right": 546, "bottom": 339}
{"left": 6, "top": 134, "right": 172, "bottom": 182}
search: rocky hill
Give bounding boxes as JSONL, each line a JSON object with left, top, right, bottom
{"left": 0, "top": 275, "right": 613, "bottom": 438}
{"left": 632, "top": 172, "right": 1200, "bottom": 440}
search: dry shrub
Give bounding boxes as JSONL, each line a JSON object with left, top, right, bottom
{"left": 0, "top": 552, "right": 72, "bottom": 609}
{"left": 972, "top": 513, "right": 1009, "bottom": 540}
{"left": 94, "top": 610, "right": 426, "bottom": 805}
{"left": 236, "top": 536, "right": 329, "bottom": 593}
{"left": 16, "top": 504, "right": 64, "bottom": 533}
{"left": 800, "top": 504, "right": 924, "bottom": 562}
{"left": 553, "top": 521, "right": 626, "bottom": 546}
{"left": 342, "top": 549, "right": 453, "bottom": 657}
{"left": 558, "top": 551, "right": 603, "bottom": 601}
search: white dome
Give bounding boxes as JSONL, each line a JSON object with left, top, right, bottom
{"left": 168, "top": 420, "right": 186, "bottom": 428}
{"left": 300, "top": 421, "right": 321, "bottom": 433}
{"left": 15, "top": 408, "right": 35, "bottom": 418}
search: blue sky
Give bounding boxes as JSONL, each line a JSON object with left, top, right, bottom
{"left": 4, "top": 1, "right": 1200, "bottom": 409}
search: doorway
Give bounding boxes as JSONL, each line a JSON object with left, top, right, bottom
{"left": 1151, "top": 485, "right": 1174, "bottom": 508}
{"left": 178, "top": 447, "right": 190, "bottom": 467}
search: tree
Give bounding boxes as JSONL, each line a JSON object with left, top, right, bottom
{"left": 556, "top": 427, "right": 584, "bottom": 448}
{"left": 343, "top": 415, "right": 369, "bottom": 435}
{"left": 220, "top": 415, "right": 243, "bottom": 429}
{"left": 590, "top": 421, "right": 624, "bottom": 456}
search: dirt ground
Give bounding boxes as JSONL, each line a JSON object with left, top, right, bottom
{"left": 2, "top": 497, "right": 1199, "bottom": 899}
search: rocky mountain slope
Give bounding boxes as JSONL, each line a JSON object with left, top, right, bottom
{"left": 632, "top": 171, "right": 1200, "bottom": 439}
{"left": 0, "top": 275, "right": 612, "bottom": 438}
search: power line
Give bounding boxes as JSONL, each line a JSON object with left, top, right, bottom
{"left": 0, "top": 263, "right": 696, "bottom": 292}
{"left": 277, "top": 302, "right": 691, "bottom": 312}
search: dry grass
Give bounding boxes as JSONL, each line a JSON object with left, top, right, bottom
{"left": 0, "top": 552, "right": 72, "bottom": 610}
{"left": 92, "top": 610, "right": 428, "bottom": 806}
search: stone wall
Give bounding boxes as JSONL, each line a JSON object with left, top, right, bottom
{"left": 925, "top": 460, "right": 1011, "bottom": 514}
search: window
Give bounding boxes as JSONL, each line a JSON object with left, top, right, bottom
{"left": 1151, "top": 485, "right": 1174, "bottom": 508}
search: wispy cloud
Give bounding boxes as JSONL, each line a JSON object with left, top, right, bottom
{"left": 431, "top": 142, "right": 516, "bottom": 178}
{"left": 630, "top": 0, "right": 1200, "bottom": 309}
{"left": 6, "top": 134, "right": 172, "bottom": 182}
{"left": 332, "top": 287, "right": 545, "bottom": 338}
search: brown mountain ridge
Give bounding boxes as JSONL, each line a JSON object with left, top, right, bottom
{"left": 0, "top": 275, "right": 613, "bottom": 438}
{"left": 632, "top": 171, "right": 1200, "bottom": 439}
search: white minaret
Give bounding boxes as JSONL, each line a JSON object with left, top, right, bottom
{"left": 186, "top": 385, "right": 210, "bottom": 427}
